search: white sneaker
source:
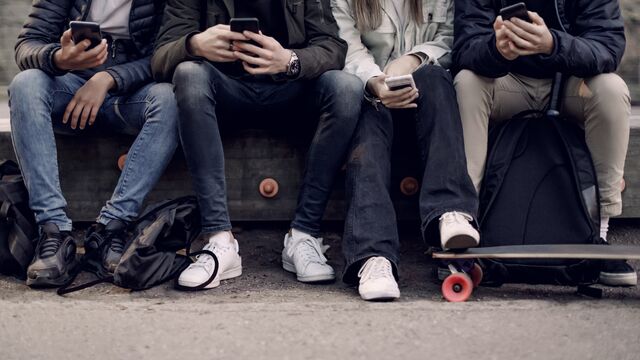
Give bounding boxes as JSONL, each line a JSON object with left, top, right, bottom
{"left": 358, "top": 257, "right": 400, "bottom": 301}
{"left": 282, "top": 229, "right": 335, "bottom": 283}
{"left": 439, "top": 211, "right": 480, "bottom": 250}
{"left": 178, "top": 232, "right": 242, "bottom": 289}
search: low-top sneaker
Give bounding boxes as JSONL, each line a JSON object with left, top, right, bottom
{"left": 84, "top": 219, "right": 129, "bottom": 274}
{"left": 358, "top": 257, "right": 400, "bottom": 301}
{"left": 599, "top": 260, "right": 637, "bottom": 286}
{"left": 26, "top": 223, "right": 78, "bottom": 287}
{"left": 178, "top": 232, "right": 242, "bottom": 289}
{"left": 282, "top": 229, "right": 335, "bottom": 283}
{"left": 439, "top": 211, "right": 480, "bottom": 250}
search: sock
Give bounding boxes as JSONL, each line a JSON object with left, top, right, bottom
{"left": 209, "top": 230, "right": 233, "bottom": 245}
{"left": 600, "top": 217, "right": 610, "bottom": 241}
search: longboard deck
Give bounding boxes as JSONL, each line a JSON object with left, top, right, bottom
{"left": 433, "top": 244, "right": 640, "bottom": 260}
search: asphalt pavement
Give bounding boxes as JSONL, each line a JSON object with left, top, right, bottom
{"left": 1, "top": 221, "right": 640, "bottom": 360}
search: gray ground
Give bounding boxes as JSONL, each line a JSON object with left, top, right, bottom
{"left": 1, "top": 221, "right": 640, "bottom": 360}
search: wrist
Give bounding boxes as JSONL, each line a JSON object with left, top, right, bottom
{"left": 53, "top": 50, "right": 69, "bottom": 71}
{"left": 92, "top": 71, "right": 116, "bottom": 90}
{"left": 366, "top": 76, "right": 382, "bottom": 97}
{"left": 188, "top": 34, "right": 203, "bottom": 57}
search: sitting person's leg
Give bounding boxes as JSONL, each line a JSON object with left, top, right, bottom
{"left": 171, "top": 61, "right": 253, "bottom": 289}
{"left": 87, "top": 82, "right": 180, "bottom": 273}
{"left": 412, "top": 65, "right": 478, "bottom": 249}
{"left": 8, "top": 69, "right": 87, "bottom": 287}
{"left": 562, "top": 74, "right": 635, "bottom": 286}
{"left": 283, "top": 70, "right": 363, "bottom": 283}
{"left": 342, "top": 101, "right": 400, "bottom": 301}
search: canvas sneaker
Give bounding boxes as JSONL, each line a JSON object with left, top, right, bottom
{"left": 178, "top": 232, "right": 242, "bottom": 289}
{"left": 439, "top": 211, "right": 480, "bottom": 250}
{"left": 599, "top": 260, "right": 637, "bottom": 286}
{"left": 282, "top": 230, "right": 335, "bottom": 283}
{"left": 26, "top": 223, "right": 78, "bottom": 287}
{"left": 358, "top": 257, "right": 400, "bottom": 301}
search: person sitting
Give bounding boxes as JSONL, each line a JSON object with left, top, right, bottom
{"left": 9, "top": 0, "right": 179, "bottom": 287}
{"left": 452, "top": 0, "right": 635, "bottom": 286}
{"left": 332, "top": 0, "right": 480, "bottom": 301}
{"left": 151, "top": 0, "right": 363, "bottom": 289}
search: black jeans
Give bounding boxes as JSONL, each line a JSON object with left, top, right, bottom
{"left": 342, "top": 65, "right": 478, "bottom": 284}
{"left": 172, "top": 61, "right": 362, "bottom": 234}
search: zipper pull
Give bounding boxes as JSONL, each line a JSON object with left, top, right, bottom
{"left": 111, "top": 42, "right": 117, "bottom": 59}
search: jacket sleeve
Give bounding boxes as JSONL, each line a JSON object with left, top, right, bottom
{"left": 407, "top": 0, "right": 454, "bottom": 69}
{"left": 540, "top": 0, "right": 625, "bottom": 77}
{"left": 451, "top": 0, "right": 511, "bottom": 77}
{"left": 14, "top": 0, "right": 75, "bottom": 76}
{"left": 330, "top": 0, "right": 383, "bottom": 85}
{"left": 105, "top": 56, "right": 153, "bottom": 94}
{"left": 294, "top": 0, "right": 348, "bottom": 80}
{"left": 151, "top": 0, "right": 202, "bottom": 82}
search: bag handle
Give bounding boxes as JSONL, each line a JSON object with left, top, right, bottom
{"left": 174, "top": 249, "right": 219, "bottom": 291}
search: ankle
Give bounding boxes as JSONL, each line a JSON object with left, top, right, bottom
{"left": 209, "top": 230, "right": 233, "bottom": 245}
{"left": 600, "top": 216, "right": 610, "bottom": 241}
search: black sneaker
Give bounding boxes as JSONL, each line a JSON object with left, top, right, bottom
{"left": 26, "top": 223, "right": 78, "bottom": 288}
{"left": 85, "top": 220, "right": 128, "bottom": 273}
{"left": 599, "top": 260, "right": 637, "bottom": 287}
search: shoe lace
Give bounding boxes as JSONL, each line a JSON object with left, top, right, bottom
{"left": 38, "top": 232, "right": 63, "bottom": 258}
{"left": 439, "top": 211, "right": 473, "bottom": 225}
{"left": 286, "top": 236, "right": 329, "bottom": 265}
{"left": 358, "top": 257, "right": 393, "bottom": 282}
{"left": 108, "top": 232, "right": 127, "bottom": 254}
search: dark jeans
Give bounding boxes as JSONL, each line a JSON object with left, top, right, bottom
{"left": 342, "top": 65, "right": 478, "bottom": 284}
{"left": 172, "top": 61, "right": 362, "bottom": 234}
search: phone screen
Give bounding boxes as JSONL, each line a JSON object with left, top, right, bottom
{"left": 70, "top": 21, "right": 102, "bottom": 50}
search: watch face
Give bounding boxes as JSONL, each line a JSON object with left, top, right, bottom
{"left": 291, "top": 59, "right": 301, "bottom": 75}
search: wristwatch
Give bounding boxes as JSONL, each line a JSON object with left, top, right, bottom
{"left": 286, "top": 51, "right": 301, "bottom": 78}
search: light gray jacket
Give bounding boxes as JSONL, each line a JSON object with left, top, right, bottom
{"left": 331, "top": 0, "right": 454, "bottom": 85}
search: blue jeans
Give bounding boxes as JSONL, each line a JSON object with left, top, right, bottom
{"left": 342, "top": 65, "right": 479, "bottom": 284}
{"left": 172, "top": 61, "right": 362, "bottom": 234}
{"left": 8, "top": 69, "right": 179, "bottom": 231}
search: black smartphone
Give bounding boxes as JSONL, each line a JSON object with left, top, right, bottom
{"left": 230, "top": 18, "right": 260, "bottom": 34}
{"left": 69, "top": 21, "right": 102, "bottom": 50}
{"left": 499, "top": 2, "right": 531, "bottom": 22}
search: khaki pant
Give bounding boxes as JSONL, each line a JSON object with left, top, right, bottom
{"left": 454, "top": 70, "right": 631, "bottom": 217}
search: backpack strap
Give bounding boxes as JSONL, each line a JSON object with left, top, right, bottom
{"left": 57, "top": 275, "right": 115, "bottom": 296}
{"left": 174, "top": 249, "right": 219, "bottom": 291}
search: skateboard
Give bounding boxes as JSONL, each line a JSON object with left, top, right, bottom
{"left": 432, "top": 244, "right": 640, "bottom": 302}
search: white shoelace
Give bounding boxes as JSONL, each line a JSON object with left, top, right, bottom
{"left": 358, "top": 257, "right": 393, "bottom": 282}
{"left": 439, "top": 211, "right": 473, "bottom": 226}
{"left": 190, "top": 241, "right": 231, "bottom": 272}
{"left": 286, "top": 236, "right": 329, "bottom": 264}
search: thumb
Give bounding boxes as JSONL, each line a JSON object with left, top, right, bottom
{"left": 60, "top": 29, "right": 72, "bottom": 46}
{"left": 494, "top": 16, "right": 504, "bottom": 30}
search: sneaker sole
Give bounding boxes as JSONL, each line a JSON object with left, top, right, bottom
{"left": 26, "top": 259, "right": 79, "bottom": 288}
{"left": 599, "top": 271, "right": 638, "bottom": 287}
{"left": 360, "top": 289, "right": 400, "bottom": 301}
{"left": 282, "top": 260, "right": 335, "bottom": 283}
{"left": 178, "top": 265, "right": 243, "bottom": 290}
{"left": 443, "top": 234, "right": 479, "bottom": 250}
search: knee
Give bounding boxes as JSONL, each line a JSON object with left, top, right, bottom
{"left": 453, "top": 69, "right": 489, "bottom": 92}
{"left": 8, "top": 69, "right": 52, "bottom": 100}
{"left": 145, "top": 83, "right": 179, "bottom": 125}
{"left": 318, "top": 70, "right": 364, "bottom": 115}
{"left": 413, "top": 65, "right": 452, "bottom": 89}
{"left": 585, "top": 73, "right": 630, "bottom": 104}
{"left": 172, "top": 61, "right": 211, "bottom": 93}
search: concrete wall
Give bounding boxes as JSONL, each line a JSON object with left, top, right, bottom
{"left": 0, "top": 0, "right": 639, "bottom": 101}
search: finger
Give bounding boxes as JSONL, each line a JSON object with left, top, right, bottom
{"left": 70, "top": 102, "right": 85, "bottom": 129}
{"left": 503, "top": 27, "right": 535, "bottom": 50}
{"left": 512, "top": 17, "right": 543, "bottom": 35}
{"left": 243, "top": 31, "right": 272, "bottom": 48}
{"left": 493, "top": 16, "right": 504, "bottom": 30}
{"left": 60, "top": 30, "right": 73, "bottom": 47}
{"left": 383, "top": 85, "right": 415, "bottom": 97}
{"left": 62, "top": 99, "right": 77, "bottom": 124}
{"left": 233, "top": 41, "right": 270, "bottom": 58}
{"left": 83, "top": 40, "right": 108, "bottom": 58}
{"left": 216, "top": 50, "right": 238, "bottom": 61}
{"left": 528, "top": 11, "right": 545, "bottom": 26}
{"left": 504, "top": 21, "right": 538, "bottom": 42}
{"left": 388, "top": 92, "right": 420, "bottom": 107}
{"left": 242, "top": 62, "right": 270, "bottom": 75}
{"left": 234, "top": 51, "right": 270, "bottom": 66}
{"left": 213, "top": 24, "right": 231, "bottom": 31}
{"left": 78, "top": 104, "right": 92, "bottom": 130}
{"left": 220, "top": 30, "right": 249, "bottom": 42}
{"left": 508, "top": 41, "right": 536, "bottom": 56}
{"left": 384, "top": 90, "right": 418, "bottom": 105}
{"left": 88, "top": 105, "right": 99, "bottom": 126}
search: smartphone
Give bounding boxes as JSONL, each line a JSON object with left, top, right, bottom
{"left": 230, "top": 18, "right": 260, "bottom": 34}
{"left": 69, "top": 21, "right": 102, "bottom": 50}
{"left": 385, "top": 75, "right": 416, "bottom": 91}
{"left": 499, "top": 2, "right": 531, "bottom": 22}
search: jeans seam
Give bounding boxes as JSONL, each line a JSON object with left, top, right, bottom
{"left": 114, "top": 100, "right": 152, "bottom": 198}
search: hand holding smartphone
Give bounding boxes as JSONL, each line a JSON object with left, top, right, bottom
{"left": 384, "top": 75, "right": 416, "bottom": 91}
{"left": 499, "top": 2, "right": 531, "bottom": 22}
{"left": 69, "top": 21, "right": 103, "bottom": 50}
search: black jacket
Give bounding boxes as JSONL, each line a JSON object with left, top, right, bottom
{"left": 452, "top": 0, "right": 626, "bottom": 79}
{"left": 151, "top": 0, "right": 347, "bottom": 82}
{"left": 14, "top": 0, "right": 164, "bottom": 94}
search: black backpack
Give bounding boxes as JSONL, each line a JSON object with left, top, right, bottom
{"left": 58, "top": 196, "right": 217, "bottom": 294}
{"left": 0, "top": 160, "right": 38, "bottom": 279}
{"left": 478, "top": 75, "right": 603, "bottom": 287}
